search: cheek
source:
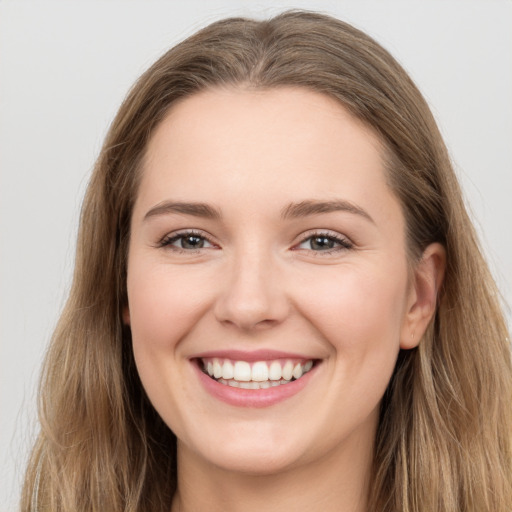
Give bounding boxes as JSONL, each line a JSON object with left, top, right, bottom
{"left": 127, "top": 262, "right": 213, "bottom": 353}
{"left": 294, "top": 261, "right": 409, "bottom": 405}
{"left": 126, "top": 262, "right": 214, "bottom": 429}
{"left": 320, "top": 270, "right": 406, "bottom": 414}
{"left": 298, "top": 264, "right": 408, "bottom": 341}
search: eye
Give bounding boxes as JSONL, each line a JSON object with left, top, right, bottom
{"left": 159, "top": 231, "right": 216, "bottom": 251}
{"left": 296, "top": 232, "right": 353, "bottom": 252}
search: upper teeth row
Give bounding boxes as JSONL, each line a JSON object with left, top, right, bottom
{"left": 203, "top": 358, "right": 313, "bottom": 382}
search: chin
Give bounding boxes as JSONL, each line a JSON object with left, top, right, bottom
{"left": 179, "top": 422, "right": 313, "bottom": 476}
{"left": 207, "top": 447, "right": 303, "bottom": 476}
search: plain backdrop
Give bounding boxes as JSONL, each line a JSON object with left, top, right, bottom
{"left": 1, "top": 1, "right": 511, "bottom": 510}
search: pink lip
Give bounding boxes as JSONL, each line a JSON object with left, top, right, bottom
{"left": 191, "top": 349, "right": 312, "bottom": 362}
{"left": 192, "top": 359, "right": 318, "bottom": 408}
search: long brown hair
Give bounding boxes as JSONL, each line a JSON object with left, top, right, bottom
{"left": 22, "top": 10, "right": 512, "bottom": 511}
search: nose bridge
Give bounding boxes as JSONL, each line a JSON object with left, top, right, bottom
{"left": 214, "top": 241, "right": 287, "bottom": 330}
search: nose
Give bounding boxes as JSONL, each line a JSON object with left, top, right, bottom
{"left": 213, "top": 249, "right": 289, "bottom": 332}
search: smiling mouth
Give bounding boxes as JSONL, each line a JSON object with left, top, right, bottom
{"left": 199, "top": 357, "right": 316, "bottom": 389}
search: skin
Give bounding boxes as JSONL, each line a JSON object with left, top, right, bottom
{"left": 125, "top": 87, "right": 444, "bottom": 512}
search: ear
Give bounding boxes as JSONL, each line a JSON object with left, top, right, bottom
{"left": 122, "top": 305, "right": 131, "bottom": 326}
{"left": 400, "top": 243, "right": 446, "bottom": 349}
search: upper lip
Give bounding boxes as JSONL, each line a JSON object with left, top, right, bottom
{"left": 191, "top": 349, "right": 315, "bottom": 362}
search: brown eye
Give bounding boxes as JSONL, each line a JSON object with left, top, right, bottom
{"left": 180, "top": 235, "right": 205, "bottom": 249}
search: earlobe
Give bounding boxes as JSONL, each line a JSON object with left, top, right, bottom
{"left": 400, "top": 242, "right": 446, "bottom": 349}
{"left": 123, "top": 305, "right": 131, "bottom": 326}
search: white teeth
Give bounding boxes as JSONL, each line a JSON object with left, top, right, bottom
{"left": 251, "top": 361, "right": 269, "bottom": 381}
{"left": 239, "top": 381, "right": 255, "bottom": 389}
{"left": 233, "top": 361, "right": 251, "bottom": 382}
{"left": 282, "top": 361, "right": 293, "bottom": 381}
{"left": 292, "top": 363, "right": 303, "bottom": 379}
{"left": 222, "top": 360, "right": 234, "bottom": 380}
{"left": 226, "top": 379, "right": 290, "bottom": 389}
{"left": 203, "top": 358, "right": 315, "bottom": 387}
{"left": 213, "top": 359, "right": 223, "bottom": 379}
{"left": 269, "top": 361, "right": 282, "bottom": 381}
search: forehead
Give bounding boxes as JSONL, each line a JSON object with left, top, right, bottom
{"left": 136, "top": 87, "right": 400, "bottom": 227}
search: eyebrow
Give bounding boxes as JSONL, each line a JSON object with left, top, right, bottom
{"left": 144, "top": 201, "right": 222, "bottom": 221}
{"left": 143, "top": 198, "right": 374, "bottom": 224}
{"left": 281, "top": 199, "right": 374, "bottom": 223}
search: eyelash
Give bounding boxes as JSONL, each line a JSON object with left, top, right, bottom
{"left": 158, "top": 230, "right": 217, "bottom": 253}
{"left": 157, "top": 230, "right": 353, "bottom": 255}
{"left": 294, "top": 231, "right": 354, "bottom": 254}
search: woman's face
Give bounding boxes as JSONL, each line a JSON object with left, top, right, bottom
{"left": 125, "top": 87, "right": 420, "bottom": 475}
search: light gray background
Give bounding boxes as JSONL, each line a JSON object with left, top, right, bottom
{"left": 1, "top": 1, "right": 511, "bottom": 510}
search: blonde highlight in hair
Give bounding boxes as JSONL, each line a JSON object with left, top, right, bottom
{"left": 22, "top": 10, "right": 512, "bottom": 511}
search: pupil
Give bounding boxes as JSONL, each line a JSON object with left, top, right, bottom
{"left": 182, "top": 235, "right": 204, "bottom": 249}
{"left": 311, "top": 236, "right": 334, "bottom": 250}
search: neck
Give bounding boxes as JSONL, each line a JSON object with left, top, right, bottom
{"left": 171, "top": 432, "right": 373, "bottom": 512}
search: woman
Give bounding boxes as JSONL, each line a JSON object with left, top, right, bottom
{"left": 21, "top": 10, "right": 512, "bottom": 512}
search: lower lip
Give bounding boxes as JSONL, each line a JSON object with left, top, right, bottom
{"left": 193, "top": 361, "right": 317, "bottom": 408}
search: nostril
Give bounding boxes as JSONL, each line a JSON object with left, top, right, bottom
{"left": 218, "top": 316, "right": 281, "bottom": 332}
{"left": 212, "top": 260, "right": 289, "bottom": 330}
{"left": 214, "top": 292, "right": 289, "bottom": 331}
